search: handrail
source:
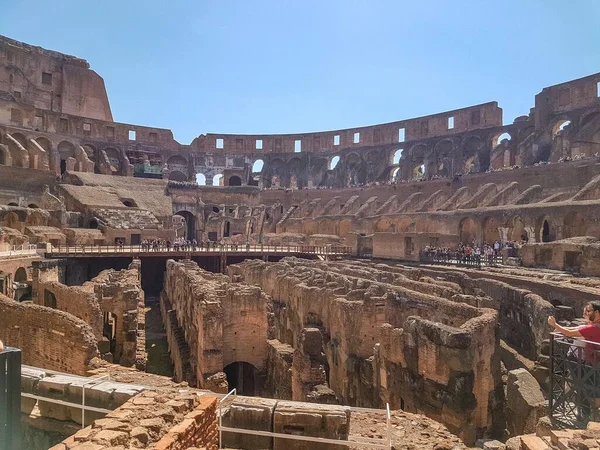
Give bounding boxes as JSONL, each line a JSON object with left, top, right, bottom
{"left": 219, "top": 388, "right": 237, "bottom": 448}
{"left": 45, "top": 244, "right": 354, "bottom": 256}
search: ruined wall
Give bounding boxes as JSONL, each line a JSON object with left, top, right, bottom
{"left": 228, "top": 258, "right": 501, "bottom": 443}
{"left": 161, "top": 259, "right": 272, "bottom": 390}
{"left": 0, "top": 293, "right": 97, "bottom": 374}
{"left": 32, "top": 259, "right": 145, "bottom": 368}
{"left": 50, "top": 391, "right": 218, "bottom": 450}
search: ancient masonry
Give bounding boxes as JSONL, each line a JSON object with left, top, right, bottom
{"left": 0, "top": 34, "right": 599, "bottom": 449}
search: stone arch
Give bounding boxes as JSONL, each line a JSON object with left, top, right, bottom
{"left": 482, "top": 216, "right": 500, "bottom": 243}
{"left": 563, "top": 212, "right": 587, "bottom": 239}
{"left": 58, "top": 140, "right": 76, "bottom": 174}
{"left": 196, "top": 173, "right": 207, "bottom": 185}
{"left": 28, "top": 203, "right": 39, "bottom": 209}
{"left": 344, "top": 152, "right": 364, "bottom": 185}
{"left": 463, "top": 136, "right": 484, "bottom": 172}
{"left": 14, "top": 267, "right": 27, "bottom": 282}
{"left": 535, "top": 215, "right": 558, "bottom": 242}
{"left": 228, "top": 175, "right": 242, "bottom": 186}
{"left": 35, "top": 137, "right": 52, "bottom": 153}
{"left": 168, "top": 171, "right": 188, "bottom": 182}
{"left": 252, "top": 159, "right": 264, "bottom": 173}
{"left": 174, "top": 210, "right": 196, "bottom": 239}
{"left": 104, "top": 147, "right": 122, "bottom": 174}
{"left": 508, "top": 216, "right": 527, "bottom": 242}
{"left": 223, "top": 361, "right": 259, "bottom": 396}
{"left": 82, "top": 144, "right": 96, "bottom": 162}
{"left": 492, "top": 132, "right": 511, "bottom": 148}
{"left": 7, "top": 133, "right": 29, "bottom": 167}
{"left": 433, "top": 140, "right": 454, "bottom": 177}
{"left": 329, "top": 155, "right": 340, "bottom": 170}
{"left": 459, "top": 217, "right": 480, "bottom": 244}
{"left": 552, "top": 119, "right": 572, "bottom": 137}
{"left": 167, "top": 155, "right": 188, "bottom": 166}
{"left": 213, "top": 174, "right": 224, "bottom": 186}
{"left": 391, "top": 149, "right": 403, "bottom": 165}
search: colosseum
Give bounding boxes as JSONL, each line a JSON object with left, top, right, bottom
{"left": 1, "top": 34, "right": 600, "bottom": 450}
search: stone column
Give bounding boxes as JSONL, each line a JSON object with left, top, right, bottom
{"left": 525, "top": 226, "right": 536, "bottom": 243}
{"left": 498, "top": 227, "right": 509, "bottom": 243}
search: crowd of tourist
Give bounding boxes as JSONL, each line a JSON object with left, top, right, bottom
{"left": 423, "top": 240, "right": 521, "bottom": 266}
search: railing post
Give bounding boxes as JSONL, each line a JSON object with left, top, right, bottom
{"left": 549, "top": 333, "right": 555, "bottom": 426}
{"left": 0, "top": 347, "right": 21, "bottom": 450}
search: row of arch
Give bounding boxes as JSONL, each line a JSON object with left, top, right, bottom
{"left": 458, "top": 212, "right": 592, "bottom": 245}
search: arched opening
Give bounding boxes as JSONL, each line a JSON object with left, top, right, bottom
{"left": 391, "top": 167, "right": 400, "bottom": 181}
{"left": 0, "top": 149, "right": 4, "bottom": 166}
{"left": 166, "top": 155, "right": 188, "bottom": 166}
{"left": 196, "top": 173, "right": 207, "bottom": 185}
{"left": 252, "top": 159, "right": 264, "bottom": 173}
{"left": 414, "top": 164, "right": 425, "bottom": 178}
{"left": 104, "top": 148, "right": 122, "bottom": 174}
{"left": 27, "top": 204, "right": 39, "bottom": 209}
{"left": 223, "top": 362, "right": 258, "bottom": 396}
{"left": 224, "top": 221, "right": 231, "bottom": 238}
{"left": 542, "top": 220, "right": 551, "bottom": 242}
{"left": 7, "top": 202, "right": 18, "bottom": 207}
{"left": 14, "top": 267, "right": 27, "bottom": 283}
{"left": 88, "top": 218, "right": 99, "bottom": 229}
{"left": 57, "top": 141, "right": 76, "bottom": 174}
{"left": 392, "top": 149, "right": 403, "bottom": 165}
{"left": 228, "top": 175, "right": 242, "bottom": 186}
{"left": 329, "top": 155, "right": 340, "bottom": 170}
{"left": 212, "top": 206, "right": 220, "bottom": 213}
{"left": 168, "top": 171, "right": 187, "bottom": 182}
{"left": 174, "top": 211, "right": 196, "bottom": 240}
{"left": 552, "top": 120, "right": 572, "bottom": 137}
{"left": 103, "top": 312, "right": 118, "bottom": 356}
{"left": 482, "top": 217, "right": 499, "bottom": 243}
{"left": 213, "top": 174, "right": 223, "bottom": 186}
{"left": 35, "top": 137, "right": 52, "bottom": 152}
{"left": 122, "top": 200, "right": 137, "bottom": 208}
{"left": 493, "top": 132, "right": 511, "bottom": 148}
{"left": 459, "top": 217, "right": 480, "bottom": 245}
{"left": 509, "top": 217, "right": 527, "bottom": 242}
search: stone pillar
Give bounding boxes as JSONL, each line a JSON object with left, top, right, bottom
{"left": 525, "top": 226, "right": 536, "bottom": 243}
{"left": 498, "top": 227, "right": 509, "bottom": 243}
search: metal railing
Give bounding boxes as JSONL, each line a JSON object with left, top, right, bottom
{"left": 550, "top": 332, "right": 600, "bottom": 428}
{"left": 1, "top": 347, "right": 21, "bottom": 450}
{"left": 47, "top": 244, "right": 354, "bottom": 257}
{"left": 420, "top": 251, "right": 504, "bottom": 268}
{"left": 215, "top": 389, "right": 391, "bottom": 449}
{"left": 0, "top": 244, "right": 38, "bottom": 259}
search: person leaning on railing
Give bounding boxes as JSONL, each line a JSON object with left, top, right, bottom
{"left": 548, "top": 302, "right": 600, "bottom": 420}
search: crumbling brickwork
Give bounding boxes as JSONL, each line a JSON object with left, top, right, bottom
{"left": 0, "top": 293, "right": 97, "bottom": 374}
{"left": 161, "top": 259, "right": 272, "bottom": 391}
{"left": 228, "top": 258, "right": 501, "bottom": 443}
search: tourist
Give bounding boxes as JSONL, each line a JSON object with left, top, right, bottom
{"left": 548, "top": 302, "right": 600, "bottom": 420}
{"left": 0, "top": 339, "right": 4, "bottom": 352}
{"left": 548, "top": 302, "right": 600, "bottom": 363}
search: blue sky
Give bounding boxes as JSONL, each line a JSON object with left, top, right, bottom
{"left": 4, "top": 1, "right": 600, "bottom": 144}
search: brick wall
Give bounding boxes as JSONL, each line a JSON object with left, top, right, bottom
{"left": 49, "top": 391, "right": 218, "bottom": 450}
{"left": 153, "top": 396, "right": 218, "bottom": 450}
{"left": 0, "top": 293, "right": 97, "bottom": 374}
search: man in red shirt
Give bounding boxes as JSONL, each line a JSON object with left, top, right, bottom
{"left": 549, "top": 302, "right": 600, "bottom": 422}
{"left": 549, "top": 302, "right": 600, "bottom": 363}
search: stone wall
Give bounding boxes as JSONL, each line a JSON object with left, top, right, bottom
{"left": 161, "top": 259, "right": 272, "bottom": 391}
{"left": 32, "top": 259, "right": 145, "bottom": 368}
{"left": 49, "top": 390, "right": 218, "bottom": 450}
{"left": 0, "top": 293, "right": 97, "bottom": 374}
{"left": 228, "top": 258, "right": 502, "bottom": 444}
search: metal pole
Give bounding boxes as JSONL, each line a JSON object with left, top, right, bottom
{"left": 386, "top": 403, "right": 391, "bottom": 449}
